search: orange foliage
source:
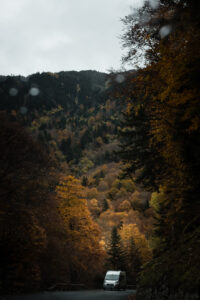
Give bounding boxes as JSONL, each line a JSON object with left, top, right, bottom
{"left": 120, "top": 224, "right": 152, "bottom": 264}
{"left": 56, "top": 175, "right": 105, "bottom": 282}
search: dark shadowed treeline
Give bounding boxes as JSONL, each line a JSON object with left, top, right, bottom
{"left": 0, "top": 115, "right": 105, "bottom": 293}
{"left": 0, "top": 115, "right": 66, "bottom": 292}
{"left": 114, "top": 0, "right": 200, "bottom": 298}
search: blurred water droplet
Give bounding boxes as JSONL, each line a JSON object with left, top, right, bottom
{"left": 115, "top": 74, "right": 125, "bottom": 83}
{"left": 140, "top": 12, "right": 150, "bottom": 25}
{"left": 20, "top": 106, "right": 28, "bottom": 115}
{"left": 159, "top": 25, "right": 172, "bottom": 38}
{"left": 29, "top": 87, "right": 40, "bottom": 96}
{"left": 9, "top": 88, "right": 18, "bottom": 96}
{"left": 149, "top": 0, "right": 159, "bottom": 9}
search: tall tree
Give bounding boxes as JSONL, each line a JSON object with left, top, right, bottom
{"left": 106, "top": 226, "right": 127, "bottom": 271}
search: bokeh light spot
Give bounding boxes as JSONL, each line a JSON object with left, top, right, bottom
{"left": 9, "top": 88, "right": 18, "bottom": 96}
{"left": 159, "top": 25, "right": 172, "bottom": 38}
{"left": 29, "top": 87, "right": 40, "bottom": 96}
{"left": 20, "top": 106, "right": 28, "bottom": 115}
{"left": 115, "top": 74, "right": 125, "bottom": 84}
{"left": 149, "top": 0, "right": 159, "bottom": 9}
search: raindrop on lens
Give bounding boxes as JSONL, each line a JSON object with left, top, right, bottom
{"left": 29, "top": 87, "right": 40, "bottom": 96}
{"left": 20, "top": 106, "right": 28, "bottom": 115}
{"left": 140, "top": 13, "right": 150, "bottom": 25}
{"left": 9, "top": 88, "right": 18, "bottom": 96}
{"left": 115, "top": 74, "right": 125, "bottom": 83}
{"left": 149, "top": 0, "right": 159, "bottom": 9}
{"left": 159, "top": 25, "right": 172, "bottom": 38}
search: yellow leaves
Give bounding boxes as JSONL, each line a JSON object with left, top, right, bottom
{"left": 150, "top": 190, "right": 164, "bottom": 212}
{"left": 121, "top": 178, "right": 136, "bottom": 192}
{"left": 47, "top": 105, "right": 63, "bottom": 115}
{"left": 120, "top": 224, "right": 152, "bottom": 263}
{"left": 88, "top": 198, "right": 101, "bottom": 217}
{"left": 96, "top": 136, "right": 103, "bottom": 145}
{"left": 120, "top": 223, "right": 137, "bottom": 242}
{"left": 98, "top": 208, "right": 128, "bottom": 239}
{"left": 56, "top": 175, "right": 105, "bottom": 275}
{"left": 57, "top": 176, "right": 88, "bottom": 235}
{"left": 39, "top": 115, "right": 50, "bottom": 124}
{"left": 126, "top": 102, "right": 132, "bottom": 115}
{"left": 119, "top": 200, "right": 131, "bottom": 212}
{"left": 57, "top": 175, "right": 85, "bottom": 200}
{"left": 79, "top": 157, "right": 94, "bottom": 174}
{"left": 89, "top": 198, "right": 99, "bottom": 207}
{"left": 100, "top": 239, "right": 106, "bottom": 248}
{"left": 31, "top": 120, "right": 39, "bottom": 130}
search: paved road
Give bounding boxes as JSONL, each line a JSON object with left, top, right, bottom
{"left": 3, "top": 289, "right": 136, "bottom": 300}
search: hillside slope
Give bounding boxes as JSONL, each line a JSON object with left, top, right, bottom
{"left": 0, "top": 70, "right": 153, "bottom": 284}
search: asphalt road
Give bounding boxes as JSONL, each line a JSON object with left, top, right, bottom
{"left": 3, "top": 289, "right": 136, "bottom": 300}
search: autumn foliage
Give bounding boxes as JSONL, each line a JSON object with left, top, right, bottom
{"left": 116, "top": 0, "right": 200, "bottom": 295}
{"left": 56, "top": 175, "right": 105, "bottom": 284}
{"left": 0, "top": 117, "right": 105, "bottom": 293}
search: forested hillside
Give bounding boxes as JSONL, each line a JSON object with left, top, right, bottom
{"left": 0, "top": 70, "right": 114, "bottom": 167}
{"left": 0, "top": 70, "right": 153, "bottom": 293}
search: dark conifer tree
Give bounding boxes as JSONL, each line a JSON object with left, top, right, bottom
{"left": 107, "top": 226, "right": 127, "bottom": 271}
{"left": 102, "top": 199, "right": 109, "bottom": 212}
{"left": 81, "top": 176, "right": 88, "bottom": 187}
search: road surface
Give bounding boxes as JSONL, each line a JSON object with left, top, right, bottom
{"left": 3, "top": 289, "right": 136, "bottom": 300}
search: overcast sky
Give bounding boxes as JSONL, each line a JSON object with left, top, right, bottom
{"left": 0, "top": 0, "right": 144, "bottom": 76}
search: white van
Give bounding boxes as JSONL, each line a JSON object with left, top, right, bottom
{"left": 103, "top": 270, "right": 126, "bottom": 290}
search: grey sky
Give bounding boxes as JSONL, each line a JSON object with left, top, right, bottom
{"left": 0, "top": 0, "right": 144, "bottom": 76}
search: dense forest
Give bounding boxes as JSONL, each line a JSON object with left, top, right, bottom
{"left": 115, "top": 0, "right": 200, "bottom": 299}
{"left": 0, "top": 70, "right": 152, "bottom": 293}
{"left": 0, "top": 0, "right": 199, "bottom": 299}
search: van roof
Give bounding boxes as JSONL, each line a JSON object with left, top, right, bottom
{"left": 106, "top": 270, "right": 124, "bottom": 275}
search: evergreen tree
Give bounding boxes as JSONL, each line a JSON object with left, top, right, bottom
{"left": 81, "top": 175, "right": 88, "bottom": 186}
{"left": 102, "top": 199, "right": 109, "bottom": 212}
{"left": 107, "top": 226, "right": 127, "bottom": 271}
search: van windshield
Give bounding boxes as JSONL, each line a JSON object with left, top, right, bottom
{"left": 105, "top": 274, "right": 119, "bottom": 280}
